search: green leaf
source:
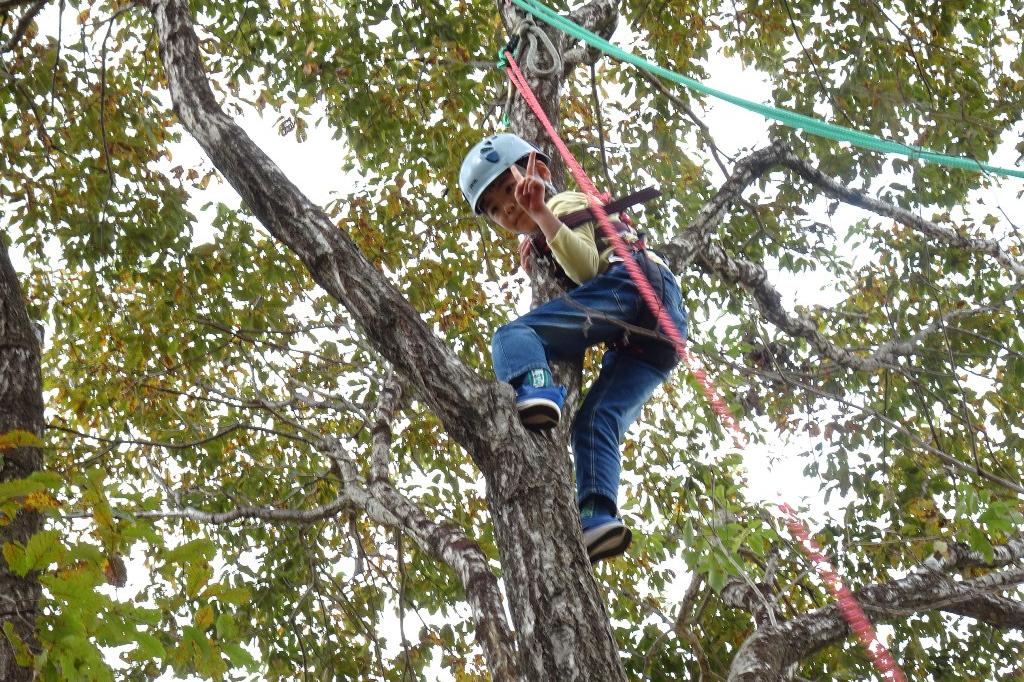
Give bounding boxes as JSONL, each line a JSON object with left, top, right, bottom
{"left": 133, "top": 607, "right": 164, "bottom": 627}
{"left": 2, "top": 622, "right": 32, "bottom": 667}
{"left": 164, "top": 538, "right": 216, "bottom": 565}
{"left": 979, "top": 502, "right": 1021, "bottom": 535}
{"left": 23, "top": 529, "right": 63, "bottom": 573}
{"left": 0, "top": 478, "right": 47, "bottom": 505}
{"left": 222, "top": 642, "right": 259, "bottom": 671}
{"left": 2, "top": 542, "right": 27, "bottom": 576}
{"left": 185, "top": 562, "right": 213, "bottom": 597}
{"left": 215, "top": 612, "right": 237, "bottom": 639}
{"left": 215, "top": 586, "right": 252, "bottom": 606}
{"left": 706, "top": 567, "right": 727, "bottom": 594}
{"left": 133, "top": 632, "right": 166, "bottom": 660}
{"left": 29, "top": 470, "right": 63, "bottom": 490}
{"left": 966, "top": 526, "right": 995, "bottom": 563}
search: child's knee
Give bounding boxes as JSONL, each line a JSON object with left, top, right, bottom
{"left": 491, "top": 321, "right": 519, "bottom": 351}
{"left": 571, "top": 400, "right": 615, "bottom": 447}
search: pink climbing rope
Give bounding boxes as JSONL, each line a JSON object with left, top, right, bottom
{"left": 504, "top": 50, "right": 907, "bottom": 681}
{"left": 780, "top": 504, "right": 907, "bottom": 681}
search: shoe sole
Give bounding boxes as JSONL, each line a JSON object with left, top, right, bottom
{"left": 587, "top": 526, "right": 633, "bottom": 564}
{"left": 517, "top": 398, "right": 561, "bottom": 429}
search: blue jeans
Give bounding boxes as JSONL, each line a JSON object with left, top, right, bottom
{"left": 491, "top": 252, "right": 689, "bottom": 512}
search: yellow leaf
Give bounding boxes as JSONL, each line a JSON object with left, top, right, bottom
{"left": 77, "top": 8, "right": 90, "bottom": 24}
{"left": 0, "top": 431, "right": 42, "bottom": 450}
{"left": 2, "top": 542, "right": 24, "bottom": 573}
{"left": 23, "top": 491, "right": 60, "bottom": 512}
{"left": 195, "top": 605, "right": 215, "bottom": 630}
{"left": 93, "top": 503, "right": 114, "bottom": 529}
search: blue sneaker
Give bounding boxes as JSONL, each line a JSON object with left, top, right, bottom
{"left": 515, "top": 384, "right": 566, "bottom": 430}
{"left": 582, "top": 514, "right": 632, "bottom": 563}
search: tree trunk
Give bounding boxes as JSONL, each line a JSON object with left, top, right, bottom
{"left": 483, "top": 435, "right": 626, "bottom": 680}
{"left": 489, "top": 3, "right": 629, "bottom": 678}
{"left": 0, "top": 238, "right": 44, "bottom": 682}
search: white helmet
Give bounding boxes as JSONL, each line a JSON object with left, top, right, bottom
{"left": 459, "top": 133, "right": 550, "bottom": 214}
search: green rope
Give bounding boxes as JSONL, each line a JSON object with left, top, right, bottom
{"left": 510, "top": 0, "right": 1024, "bottom": 180}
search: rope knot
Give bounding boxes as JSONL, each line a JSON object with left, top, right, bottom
{"left": 508, "top": 14, "right": 562, "bottom": 78}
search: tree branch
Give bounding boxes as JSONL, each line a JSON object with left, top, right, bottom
{"left": 0, "top": 0, "right": 44, "bottom": 54}
{"left": 318, "top": 437, "right": 519, "bottom": 681}
{"left": 658, "top": 142, "right": 1023, "bottom": 375}
{"left": 663, "top": 142, "right": 1024, "bottom": 282}
{"left": 660, "top": 140, "right": 790, "bottom": 272}
{"left": 49, "top": 420, "right": 311, "bottom": 449}
{"left": 727, "top": 535, "right": 1024, "bottom": 680}
{"left": 777, "top": 151, "right": 1024, "bottom": 280}
{"left": 562, "top": 0, "right": 619, "bottom": 70}
{"left": 701, "top": 238, "right": 1011, "bottom": 372}
{"left": 368, "top": 368, "right": 406, "bottom": 483}
{"left": 941, "top": 593, "right": 1024, "bottom": 628}
{"left": 722, "top": 578, "right": 783, "bottom": 629}
{"left": 147, "top": 0, "right": 513, "bottom": 471}
{"left": 75, "top": 432, "right": 520, "bottom": 679}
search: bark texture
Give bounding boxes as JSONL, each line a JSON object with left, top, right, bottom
{"left": 0, "top": 238, "right": 44, "bottom": 682}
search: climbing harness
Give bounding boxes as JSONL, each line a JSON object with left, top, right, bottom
{"left": 509, "top": 0, "right": 1024, "bottom": 181}
{"left": 501, "top": 46, "right": 909, "bottom": 682}
{"left": 528, "top": 186, "right": 661, "bottom": 290}
{"left": 529, "top": 215, "right": 645, "bottom": 291}
{"left": 558, "top": 186, "right": 661, "bottom": 228}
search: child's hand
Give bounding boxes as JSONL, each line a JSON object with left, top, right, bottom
{"left": 510, "top": 152, "right": 547, "bottom": 217}
{"left": 518, "top": 237, "right": 534, "bottom": 274}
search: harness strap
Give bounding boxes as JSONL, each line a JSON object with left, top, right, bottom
{"left": 558, "top": 186, "right": 661, "bottom": 228}
{"left": 529, "top": 218, "right": 645, "bottom": 290}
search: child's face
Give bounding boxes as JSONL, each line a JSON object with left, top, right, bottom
{"left": 479, "top": 161, "right": 551, "bottom": 236}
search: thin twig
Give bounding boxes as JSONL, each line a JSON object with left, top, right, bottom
{"left": 96, "top": 4, "right": 138, "bottom": 232}
{"left": 49, "top": 420, "right": 313, "bottom": 449}
{"left": 0, "top": 0, "right": 44, "bottom": 54}
{"left": 589, "top": 61, "right": 615, "bottom": 192}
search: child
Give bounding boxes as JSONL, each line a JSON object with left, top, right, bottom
{"left": 458, "top": 133, "right": 689, "bottom": 563}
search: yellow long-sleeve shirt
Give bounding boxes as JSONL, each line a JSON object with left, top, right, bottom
{"left": 545, "top": 191, "right": 667, "bottom": 285}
